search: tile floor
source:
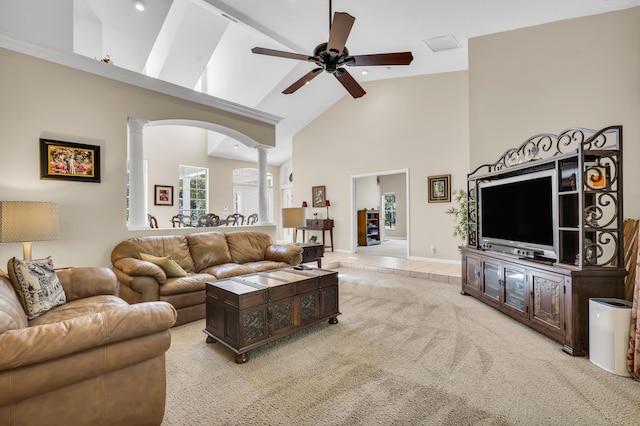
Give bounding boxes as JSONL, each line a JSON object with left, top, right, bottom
{"left": 318, "top": 250, "right": 462, "bottom": 286}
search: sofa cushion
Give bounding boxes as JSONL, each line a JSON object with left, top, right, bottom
{"left": 226, "top": 232, "right": 273, "bottom": 264}
{"left": 187, "top": 232, "right": 233, "bottom": 272}
{"left": 7, "top": 257, "right": 66, "bottom": 320}
{"left": 0, "top": 272, "right": 28, "bottom": 333}
{"left": 28, "top": 295, "right": 128, "bottom": 326}
{"left": 244, "top": 260, "right": 292, "bottom": 273}
{"left": 200, "top": 263, "right": 254, "bottom": 279}
{"left": 140, "top": 253, "right": 188, "bottom": 278}
{"left": 111, "top": 235, "right": 195, "bottom": 273}
{"left": 158, "top": 273, "right": 215, "bottom": 296}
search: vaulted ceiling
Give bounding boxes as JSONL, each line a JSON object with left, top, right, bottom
{"left": 3, "top": 0, "right": 638, "bottom": 165}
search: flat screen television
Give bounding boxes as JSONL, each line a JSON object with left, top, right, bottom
{"left": 478, "top": 169, "right": 557, "bottom": 261}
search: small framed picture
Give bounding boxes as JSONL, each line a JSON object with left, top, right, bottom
{"left": 428, "top": 174, "right": 451, "bottom": 203}
{"left": 312, "top": 185, "right": 326, "bottom": 207}
{"left": 585, "top": 166, "right": 608, "bottom": 189}
{"left": 40, "top": 139, "right": 101, "bottom": 183}
{"left": 154, "top": 185, "right": 174, "bottom": 206}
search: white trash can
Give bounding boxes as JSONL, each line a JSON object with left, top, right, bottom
{"left": 589, "top": 298, "right": 632, "bottom": 377}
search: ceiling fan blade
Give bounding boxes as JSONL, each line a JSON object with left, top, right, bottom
{"left": 334, "top": 68, "right": 366, "bottom": 98}
{"left": 251, "top": 47, "right": 314, "bottom": 62}
{"left": 283, "top": 68, "right": 323, "bottom": 94}
{"left": 326, "top": 12, "right": 355, "bottom": 56}
{"left": 347, "top": 52, "right": 414, "bottom": 66}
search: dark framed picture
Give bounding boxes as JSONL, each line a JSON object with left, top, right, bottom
{"left": 585, "top": 166, "right": 608, "bottom": 189}
{"left": 312, "top": 185, "right": 326, "bottom": 207}
{"left": 40, "top": 139, "right": 101, "bottom": 183}
{"left": 154, "top": 185, "right": 174, "bottom": 206}
{"left": 428, "top": 174, "right": 451, "bottom": 203}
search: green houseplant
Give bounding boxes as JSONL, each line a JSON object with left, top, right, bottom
{"left": 445, "top": 189, "right": 471, "bottom": 243}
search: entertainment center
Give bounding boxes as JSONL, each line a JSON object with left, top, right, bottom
{"left": 461, "top": 126, "right": 627, "bottom": 356}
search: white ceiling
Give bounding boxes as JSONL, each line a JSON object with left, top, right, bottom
{"left": 5, "top": 0, "right": 640, "bottom": 165}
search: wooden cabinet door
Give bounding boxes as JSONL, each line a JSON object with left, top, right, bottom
{"left": 529, "top": 270, "right": 564, "bottom": 337}
{"left": 502, "top": 264, "right": 528, "bottom": 319}
{"left": 462, "top": 252, "right": 482, "bottom": 296}
{"left": 482, "top": 259, "right": 502, "bottom": 305}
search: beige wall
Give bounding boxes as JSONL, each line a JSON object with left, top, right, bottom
{"left": 292, "top": 8, "right": 639, "bottom": 262}
{"left": 293, "top": 71, "right": 470, "bottom": 261}
{"left": 0, "top": 48, "right": 276, "bottom": 268}
{"left": 469, "top": 7, "right": 640, "bottom": 218}
{"left": 144, "top": 125, "right": 278, "bottom": 228}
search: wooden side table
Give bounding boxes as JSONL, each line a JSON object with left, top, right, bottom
{"left": 297, "top": 242, "right": 324, "bottom": 267}
{"left": 298, "top": 219, "right": 334, "bottom": 251}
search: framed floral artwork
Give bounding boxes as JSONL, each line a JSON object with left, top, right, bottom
{"left": 39, "top": 139, "right": 101, "bottom": 183}
{"left": 154, "top": 185, "right": 174, "bottom": 206}
{"left": 428, "top": 174, "right": 451, "bottom": 203}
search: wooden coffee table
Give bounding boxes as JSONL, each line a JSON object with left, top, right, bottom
{"left": 204, "top": 268, "right": 339, "bottom": 363}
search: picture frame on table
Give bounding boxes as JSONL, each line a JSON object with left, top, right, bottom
{"left": 154, "top": 185, "right": 174, "bottom": 206}
{"left": 39, "top": 138, "right": 101, "bottom": 183}
{"left": 428, "top": 174, "right": 451, "bottom": 203}
{"left": 312, "top": 186, "right": 326, "bottom": 207}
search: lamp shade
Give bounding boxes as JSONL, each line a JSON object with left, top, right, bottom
{"left": 325, "top": 200, "right": 331, "bottom": 207}
{"left": 282, "top": 207, "right": 307, "bottom": 229}
{"left": 0, "top": 201, "right": 59, "bottom": 243}
{"left": 301, "top": 201, "right": 308, "bottom": 207}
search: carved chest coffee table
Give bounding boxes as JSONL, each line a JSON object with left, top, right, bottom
{"left": 204, "top": 268, "right": 339, "bottom": 363}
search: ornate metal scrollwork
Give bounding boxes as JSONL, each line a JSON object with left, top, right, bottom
{"left": 467, "top": 126, "right": 622, "bottom": 268}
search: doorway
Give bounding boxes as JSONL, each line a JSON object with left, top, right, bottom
{"left": 352, "top": 169, "right": 409, "bottom": 258}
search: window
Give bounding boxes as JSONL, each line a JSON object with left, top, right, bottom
{"left": 232, "top": 168, "right": 273, "bottom": 222}
{"left": 383, "top": 193, "right": 396, "bottom": 229}
{"left": 179, "top": 165, "right": 208, "bottom": 222}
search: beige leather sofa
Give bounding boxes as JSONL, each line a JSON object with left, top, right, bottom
{"left": 0, "top": 266, "right": 177, "bottom": 426}
{"left": 111, "top": 231, "right": 303, "bottom": 326}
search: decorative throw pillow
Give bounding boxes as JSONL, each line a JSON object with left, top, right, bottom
{"left": 7, "top": 257, "right": 66, "bottom": 320}
{"left": 140, "top": 253, "right": 188, "bottom": 278}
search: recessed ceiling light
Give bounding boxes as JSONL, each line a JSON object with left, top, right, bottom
{"left": 132, "top": 0, "right": 145, "bottom": 12}
{"left": 423, "top": 35, "right": 461, "bottom": 53}
{"left": 361, "top": 70, "right": 368, "bottom": 75}
{"left": 233, "top": 145, "right": 239, "bottom": 149}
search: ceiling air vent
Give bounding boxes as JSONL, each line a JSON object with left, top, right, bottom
{"left": 423, "top": 35, "right": 461, "bottom": 53}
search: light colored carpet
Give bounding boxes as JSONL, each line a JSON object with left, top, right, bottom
{"left": 162, "top": 268, "right": 640, "bottom": 425}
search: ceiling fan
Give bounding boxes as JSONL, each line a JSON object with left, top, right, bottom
{"left": 251, "top": 1, "right": 413, "bottom": 99}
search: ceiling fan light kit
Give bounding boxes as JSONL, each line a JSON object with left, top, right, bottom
{"left": 251, "top": 2, "right": 413, "bottom": 99}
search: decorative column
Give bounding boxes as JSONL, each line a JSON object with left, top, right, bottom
{"left": 256, "top": 145, "right": 270, "bottom": 224}
{"left": 127, "top": 117, "right": 148, "bottom": 229}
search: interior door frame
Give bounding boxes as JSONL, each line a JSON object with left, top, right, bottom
{"left": 350, "top": 168, "right": 410, "bottom": 257}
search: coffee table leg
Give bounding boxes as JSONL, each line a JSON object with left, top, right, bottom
{"left": 235, "top": 352, "right": 249, "bottom": 364}
{"left": 328, "top": 316, "right": 338, "bottom": 324}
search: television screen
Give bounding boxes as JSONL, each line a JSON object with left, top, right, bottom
{"left": 480, "top": 175, "right": 554, "bottom": 246}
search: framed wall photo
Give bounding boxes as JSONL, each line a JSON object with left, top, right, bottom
{"left": 154, "top": 185, "right": 174, "bottom": 206}
{"left": 428, "top": 174, "right": 451, "bottom": 203}
{"left": 40, "top": 139, "right": 101, "bottom": 183}
{"left": 312, "top": 186, "right": 326, "bottom": 207}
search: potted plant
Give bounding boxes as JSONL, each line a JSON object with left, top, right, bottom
{"left": 445, "top": 189, "right": 471, "bottom": 244}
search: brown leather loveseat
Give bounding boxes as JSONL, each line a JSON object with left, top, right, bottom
{"left": 0, "top": 266, "right": 177, "bottom": 426}
{"left": 111, "top": 231, "right": 303, "bottom": 326}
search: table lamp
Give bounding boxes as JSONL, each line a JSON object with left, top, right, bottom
{"left": 282, "top": 207, "right": 306, "bottom": 243}
{"left": 0, "top": 201, "right": 59, "bottom": 260}
{"left": 325, "top": 200, "right": 331, "bottom": 219}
